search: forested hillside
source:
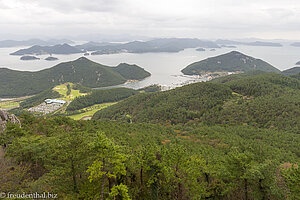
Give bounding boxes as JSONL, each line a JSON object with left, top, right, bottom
{"left": 66, "top": 88, "right": 138, "bottom": 111}
{"left": 94, "top": 72, "right": 300, "bottom": 133}
{"left": 0, "top": 57, "right": 150, "bottom": 97}
{"left": 1, "top": 115, "right": 299, "bottom": 199}
{"left": 181, "top": 51, "right": 280, "bottom": 75}
{"left": 1, "top": 69, "right": 300, "bottom": 200}
{"left": 93, "top": 82, "right": 233, "bottom": 124}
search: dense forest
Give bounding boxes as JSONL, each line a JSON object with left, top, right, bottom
{"left": 0, "top": 57, "right": 150, "bottom": 97}
{"left": 181, "top": 51, "right": 280, "bottom": 75}
{"left": 66, "top": 88, "right": 139, "bottom": 111}
{"left": 94, "top": 72, "right": 300, "bottom": 133}
{"left": 1, "top": 114, "right": 299, "bottom": 199}
{"left": 1, "top": 71, "right": 300, "bottom": 200}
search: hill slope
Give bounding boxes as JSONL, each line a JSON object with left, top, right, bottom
{"left": 281, "top": 67, "right": 300, "bottom": 75}
{"left": 93, "top": 72, "right": 300, "bottom": 133}
{"left": 181, "top": 51, "right": 280, "bottom": 75}
{"left": 93, "top": 82, "right": 233, "bottom": 123}
{"left": 0, "top": 57, "right": 150, "bottom": 97}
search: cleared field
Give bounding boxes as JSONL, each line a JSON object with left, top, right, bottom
{"left": 0, "top": 101, "right": 20, "bottom": 109}
{"left": 68, "top": 103, "right": 116, "bottom": 120}
{"left": 53, "top": 83, "right": 86, "bottom": 101}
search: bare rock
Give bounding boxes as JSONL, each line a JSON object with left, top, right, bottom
{"left": 0, "top": 109, "right": 20, "bottom": 132}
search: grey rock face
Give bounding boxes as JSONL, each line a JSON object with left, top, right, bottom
{"left": 0, "top": 109, "right": 20, "bottom": 132}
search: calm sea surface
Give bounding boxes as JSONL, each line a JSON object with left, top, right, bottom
{"left": 1, "top": 44, "right": 300, "bottom": 89}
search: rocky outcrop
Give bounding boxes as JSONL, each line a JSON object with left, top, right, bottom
{"left": 0, "top": 109, "right": 20, "bottom": 132}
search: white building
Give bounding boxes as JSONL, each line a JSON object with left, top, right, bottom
{"left": 45, "top": 99, "right": 66, "bottom": 104}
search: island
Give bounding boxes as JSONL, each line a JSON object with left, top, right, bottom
{"left": 11, "top": 38, "right": 221, "bottom": 56}
{"left": 296, "top": 61, "right": 300, "bottom": 65}
{"left": 20, "top": 56, "right": 40, "bottom": 60}
{"left": 281, "top": 67, "right": 300, "bottom": 75}
{"left": 84, "top": 53, "right": 90, "bottom": 56}
{"left": 10, "top": 43, "right": 84, "bottom": 55}
{"left": 216, "top": 39, "right": 282, "bottom": 47}
{"left": 0, "top": 38, "right": 74, "bottom": 48}
{"left": 221, "top": 45, "right": 237, "bottom": 48}
{"left": 291, "top": 42, "right": 300, "bottom": 47}
{"left": 0, "top": 57, "right": 151, "bottom": 97}
{"left": 181, "top": 51, "right": 281, "bottom": 76}
{"left": 196, "top": 48, "right": 205, "bottom": 51}
{"left": 45, "top": 56, "right": 58, "bottom": 61}
{"left": 77, "top": 38, "right": 220, "bottom": 53}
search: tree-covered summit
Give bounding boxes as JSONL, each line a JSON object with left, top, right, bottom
{"left": 181, "top": 51, "right": 280, "bottom": 75}
{"left": 0, "top": 57, "right": 150, "bottom": 97}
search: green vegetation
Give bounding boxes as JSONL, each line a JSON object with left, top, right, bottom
{"left": 181, "top": 51, "right": 281, "bottom": 75}
{"left": 10, "top": 43, "right": 83, "bottom": 55}
{"left": 68, "top": 103, "right": 116, "bottom": 120}
{"left": 1, "top": 116, "right": 299, "bottom": 199}
{"left": 0, "top": 101, "right": 20, "bottom": 110}
{"left": 2, "top": 68, "right": 300, "bottom": 199}
{"left": 66, "top": 88, "right": 138, "bottom": 111}
{"left": 138, "top": 84, "right": 161, "bottom": 93}
{"left": 19, "top": 89, "right": 61, "bottom": 109}
{"left": 71, "top": 83, "right": 92, "bottom": 93}
{"left": 0, "top": 57, "right": 151, "bottom": 97}
{"left": 94, "top": 72, "right": 300, "bottom": 133}
{"left": 53, "top": 83, "right": 86, "bottom": 101}
{"left": 93, "top": 82, "right": 232, "bottom": 123}
{"left": 114, "top": 63, "right": 151, "bottom": 80}
{"left": 281, "top": 67, "right": 300, "bottom": 75}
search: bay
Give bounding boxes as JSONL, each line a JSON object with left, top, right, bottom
{"left": 1, "top": 44, "right": 300, "bottom": 90}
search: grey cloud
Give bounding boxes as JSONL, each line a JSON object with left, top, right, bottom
{"left": 0, "top": 0, "right": 300, "bottom": 40}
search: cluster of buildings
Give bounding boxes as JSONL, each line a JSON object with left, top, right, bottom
{"left": 28, "top": 99, "right": 66, "bottom": 114}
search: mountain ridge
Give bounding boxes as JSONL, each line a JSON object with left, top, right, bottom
{"left": 0, "top": 57, "right": 150, "bottom": 97}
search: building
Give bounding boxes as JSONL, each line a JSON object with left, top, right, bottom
{"left": 45, "top": 99, "right": 66, "bottom": 104}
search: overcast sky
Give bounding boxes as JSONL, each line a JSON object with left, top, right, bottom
{"left": 0, "top": 0, "right": 300, "bottom": 40}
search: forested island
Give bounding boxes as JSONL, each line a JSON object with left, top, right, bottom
{"left": 20, "top": 56, "right": 40, "bottom": 60}
{"left": 10, "top": 38, "right": 221, "bottom": 56}
{"left": 281, "top": 67, "right": 300, "bottom": 75}
{"left": 10, "top": 43, "right": 84, "bottom": 55}
{"left": 181, "top": 51, "right": 280, "bottom": 75}
{"left": 0, "top": 57, "right": 150, "bottom": 97}
{"left": 45, "top": 56, "right": 58, "bottom": 61}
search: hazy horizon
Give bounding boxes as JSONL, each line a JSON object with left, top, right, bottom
{"left": 0, "top": 0, "right": 300, "bottom": 41}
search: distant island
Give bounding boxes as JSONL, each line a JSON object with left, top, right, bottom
{"left": 45, "top": 56, "right": 58, "bottom": 61}
{"left": 10, "top": 38, "right": 221, "bottom": 56}
{"left": 10, "top": 43, "right": 84, "bottom": 55}
{"left": 291, "top": 42, "right": 300, "bottom": 47}
{"left": 281, "top": 67, "right": 300, "bottom": 75}
{"left": 196, "top": 48, "right": 205, "bottom": 51}
{"left": 0, "top": 57, "right": 151, "bottom": 97}
{"left": 181, "top": 51, "right": 281, "bottom": 76}
{"left": 20, "top": 56, "right": 40, "bottom": 60}
{"left": 0, "top": 38, "right": 74, "bottom": 48}
{"left": 296, "top": 61, "right": 300, "bottom": 65}
{"left": 84, "top": 53, "right": 89, "bottom": 56}
{"left": 221, "top": 45, "right": 237, "bottom": 48}
{"left": 78, "top": 38, "right": 220, "bottom": 54}
{"left": 216, "top": 39, "right": 282, "bottom": 47}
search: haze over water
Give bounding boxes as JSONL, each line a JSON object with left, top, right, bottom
{"left": 1, "top": 44, "right": 300, "bottom": 88}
